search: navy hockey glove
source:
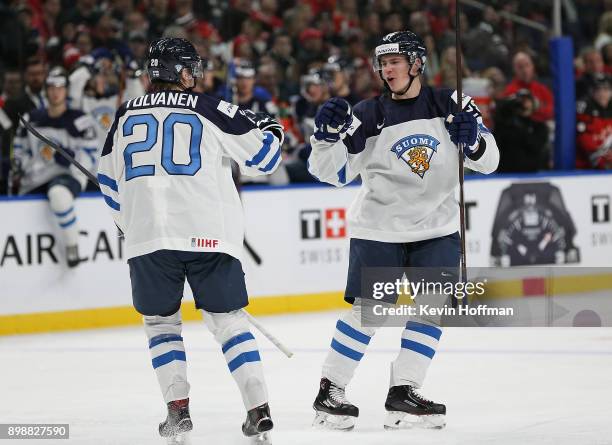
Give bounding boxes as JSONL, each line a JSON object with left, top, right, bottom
{"left": 314, "top": 97, "right": 353, "bottom": 143}
{"left": 53, "top": 146, "right": 75, "bottom": 167}
{"left": 445, "top": 112, "right": 481, "bottom": 153}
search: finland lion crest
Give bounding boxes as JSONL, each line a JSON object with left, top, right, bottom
{"left": 391, "top": 134, "right": 440, "bottom": 178}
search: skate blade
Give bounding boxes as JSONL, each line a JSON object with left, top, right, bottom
{"left": 384, "top": 411, "right": 446, "bottom": 430}
{"left": 312, "top": 411, "right": 356, "bottom": 431}
{"left": 166, "top": 432, "right": 191, "bottom": 445}
{"left": 250, "top": 431, "right": 272, "bottom": 444}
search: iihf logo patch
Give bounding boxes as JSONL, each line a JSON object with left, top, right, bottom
{"left": 391, "top": 134, "right": 440, "bottom": 178}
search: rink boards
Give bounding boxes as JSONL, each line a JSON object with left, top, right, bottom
{"left": 1, "top": 172, "right": 612, "bottom": 334}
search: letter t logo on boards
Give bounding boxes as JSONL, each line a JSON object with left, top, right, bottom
{"left": 300, "top": 210, "right": 322, "bottom": 239}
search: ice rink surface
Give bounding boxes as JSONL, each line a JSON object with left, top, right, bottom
{"left": 2, "top": 310, "right": 612, "bottom": 445}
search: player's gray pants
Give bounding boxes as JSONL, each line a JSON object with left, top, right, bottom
{"left": 322, "top": 298, "right": 443, "bottom": 389}
{"left": 144, "top": 311, "right": 190, "bottom": 403}
{"left": 203, "top": 309, "right": 268, "bottom": 411}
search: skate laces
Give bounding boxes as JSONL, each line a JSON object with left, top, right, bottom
{"left": 329, "top": 383, "right": 351, "bottom": 405}
{"left": 408, "top": 387, "right": 432, "bottom": 405}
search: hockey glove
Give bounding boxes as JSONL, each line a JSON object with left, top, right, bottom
{"left": 445, "top": 112, "right": 481, "bottom": 154}
{"left": 314, "top": 97, "right": 353, "bottom": 143}
{"left": 53, "top": 146, "right": 76, "bottom": 167}
{"left": 243, "top": 110, "right": 285, "bottom": 146}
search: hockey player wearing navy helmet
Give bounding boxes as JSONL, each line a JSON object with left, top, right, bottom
{"left": 98, "top": 37, "right": 283, "bottom": 444}
{"left": 309, "top": 31, "right": 500, "bottom": 431}
{"left": 147, "top": 37, "right": 204, "bottom": 88}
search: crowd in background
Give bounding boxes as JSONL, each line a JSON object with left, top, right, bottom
{"left": 1, "top": 0, "right": 612, "bottom": 194}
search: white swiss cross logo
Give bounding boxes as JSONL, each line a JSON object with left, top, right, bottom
{"left": 325, "top": 209, "right": 346, "bottom": 238}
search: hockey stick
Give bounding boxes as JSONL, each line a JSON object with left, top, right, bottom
{"left": 243, "top": 310, "right": 293, "bottom": 358}
{"left": 19, "top": 114, "right": 263, "bottom": 264}
{"left": 455, "top": 0, "right": 468, "bottom": 307}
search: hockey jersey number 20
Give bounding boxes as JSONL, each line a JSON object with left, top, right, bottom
{"left": 97, "top": 90, "right": 282, "bottom": 260}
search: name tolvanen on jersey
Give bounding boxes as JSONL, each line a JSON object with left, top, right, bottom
{"left": 125, "top": 92, "right": 199, "bottom": 109}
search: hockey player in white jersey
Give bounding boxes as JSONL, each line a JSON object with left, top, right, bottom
{"left": 308, "top": 31, "right": 499, "bottom": 431}
{"left": 97, "top": 38, "right": 283, "bottom": 444}
{"left": 12, "top": 67, "right": 98, "bottom": 267}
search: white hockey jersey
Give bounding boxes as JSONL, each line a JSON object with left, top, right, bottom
{"left": 97, "top": 90, "right": 282, "bottom": 260}
{"left": 308, "top": 87, "right": 500, "bottom": 243}
{"left": 14, "top": 109, "right": 99, "bottom": 194}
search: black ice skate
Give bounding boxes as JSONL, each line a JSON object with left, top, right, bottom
{"left": 384, "top": 385, "right": 446, "bottom": 429}
{"left": 312, "top": 377, "right": 359, "bottom": 431}
{"left": 242, "top": 403, "right": 273, "bottom": 444}
{"left": 159, "top": 398, "right": 193, "bottom": 444}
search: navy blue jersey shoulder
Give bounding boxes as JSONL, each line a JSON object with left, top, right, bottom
{"left": 380, "top": 87, "right": 454, "bottom": 126}
{"left": 195, "top": 93, "right": 258, "bottom": 135}
{"left": 102, "top": 91, "right": 257, "bottom": 157}
{"left": 27, "top": 108, "right": 90, "bottom": 138}
{"left": 343, "top": 87, "right": 456, "bottom": 155}
{"left": 101, "top": 102, "right": 128, "bottom": 157}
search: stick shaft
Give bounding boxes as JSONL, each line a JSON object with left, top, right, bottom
{"left": 243, "top": 310, "right": 293, "bottom": 358}
{"left": 19, "top": 115, "right": 99, "bottom": 187}
{"left": 455, "top": 0, "right": 468, "bottom": 300}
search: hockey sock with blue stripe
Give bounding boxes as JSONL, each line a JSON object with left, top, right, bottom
{"left": 48, "top": 184, "right": 78, "bottom": 246}
{"left": 144, "top": 312, "right": 190, "bottom": 403}
{"left": 390, "top": 320, "right": 442, "bottom": 388}
{"left": 322, "top": 307, "right": 378, "bottom": 388}
{"left": 203, "top": 310, "right": 268, "bottom": 410}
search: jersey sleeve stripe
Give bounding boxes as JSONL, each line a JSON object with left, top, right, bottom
{"left": 102, "top": 193, "right": 120, "bottom": 211}
{"left": 245, "top": 132, "right": 273, "bottom": 167}
{"left": 337, "top": 164, "right": 347, "bottom": 185}
{"left": 258, "top": 147, "right": 281, "bottom": 173}
{"left": 97, "top": 173, "right": 118, "bottom": 192}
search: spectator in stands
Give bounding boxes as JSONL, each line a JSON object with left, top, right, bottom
{"left": 147, "top": 0, "right": 172, "bottom": 41}
{"left": 37, "top": 0, "right": 61, "bottom": 47}
{"left": 3, "top": 59, "right": 47, "bottom": 130}
{"left": 576, "top": 73, "right": 612, "bottom": 169}
{"left": 296, "top": 28, "right": 327, "bottom": 75}
{"left": 1, "top": 68, "right": 24, "bottom": 194}
{"left": 463, "top": 6, "right": 510, "bottom": 74}
{"left": 494, "top": 89, "right": 550, "bottom": 173}
{"left": 60, "top": 0, "right": 101, "bottom": 29}
{"left": 504, "top": 51, "right": 554, "bottom": 123}
{"left": 219, "top": 0, "right": 251, "bottom": 41}
{"left": 434, "top": 46, "right": 471, "bottom": 89}
{"left": 232, "top": 60, "right": 278, "bottom": 116}
{"left": 293, "top": 69, "right": 329, "bottom": 143}
{"left": 595, "top": 11, "right": 612, "bottom": 50}
{"left": 576, "top": 47, "right": 606, "bottom": 100}
{"left": 16, "top": 4, "right": 42, "bottom": 61}
{"left": 1, "top": 69, "right": 24, "bottom": 103}
{"left": 483, "top": 66, "right": 507, "bottom": 101}
{"left": 321, "top": 56, "right": 361, "bottom": 106}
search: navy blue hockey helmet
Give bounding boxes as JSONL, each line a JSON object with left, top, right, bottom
{"left": 147, "top": 38, "right": 204, "bottom": 84}
{"left": 373, "top": 31, "right": 427, "bottom": 75}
